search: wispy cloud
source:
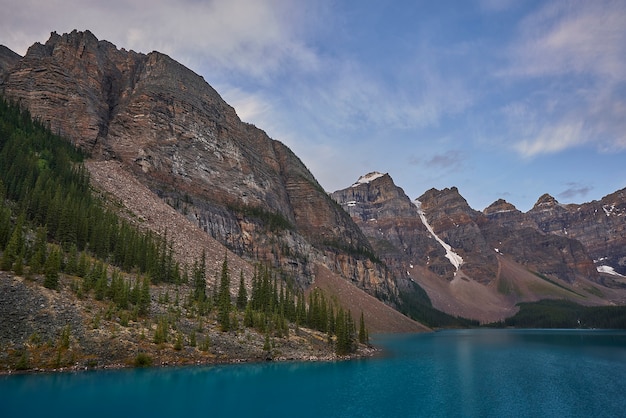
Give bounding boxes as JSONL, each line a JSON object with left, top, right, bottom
{"left": 509, "top": 1, "right": 626, "bottom": 80}
{"left": 513, "top": 120, "right": 585, "bottom": 157}
{"left": 500, "top": 0, "right": 626, "bottom": 157}
{"left": 1, "top": 0, "right": 319, "bottom": 81}
{"left": 218, "top": 86, "right": 275, "bottom": 125}
{"left": 558, "top": 182, "right": 593, "bottom": 201}
{"left": 409, "top": 150, "right": 464, "bottom": 171}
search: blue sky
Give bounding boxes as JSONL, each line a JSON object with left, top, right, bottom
{"left": 2, "top": 0, "right": 625, "bottom": 211}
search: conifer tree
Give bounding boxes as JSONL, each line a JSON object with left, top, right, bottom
{"left": 0, "top": 206, "right": 11, "bottom": 249}
{"left": 217, "top": 253, "right": 231, "bottom": 331}
{"left": 359, "top": 311, "right": 368, "bottom": 344}
{"left": 236, "top": 270, "right": 247, "bottom": 310}
{"left": 43, "top": 245, "right": 62, "bottom": 289}
{"left": 29, "top": 226, "right": 48, "bottom": 274}
{"left": 1, "top": 213, "right": 25, "bottom": 271}
{"left": 193, "top": 250, "right": 207, "bottom": 302}
{"left": 64, "top": 243, "right": 79, "bottom": 275}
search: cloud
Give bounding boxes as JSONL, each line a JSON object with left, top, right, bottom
{"left": 499, "top": 0, "right": 626, "bottom": 157}
{"left": 218, "top": 86, "right": 274, "bottom": 125}
{"left": 409, "top": 150, "right": 464, "bottom": 170}
{"left": 0, "top": 0, "right": 319, "bottom": 81}
{"left": 558, "top": 183, "right": 592, "bottom": 201}
{"left": 508, "top": 1, "right": 626, "bottom": 80}
{"left": 513, "top": 120, "right": 585, "bottom": 157}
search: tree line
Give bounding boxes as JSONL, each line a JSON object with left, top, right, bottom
{"left": 191, "top": 253, "right": 368, "bottom": 355}
{"left": 0, "top": 97, "right": 370, "bottom": 355}
{"left": 496, "top": 299, "right": 626, "bottom": 329}
{"left": 0, "top": 97, "right": 181, "bottom": 290}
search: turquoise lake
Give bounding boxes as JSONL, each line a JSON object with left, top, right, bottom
{"left": 2, "top": 329, "right": 626, "bottom": 417}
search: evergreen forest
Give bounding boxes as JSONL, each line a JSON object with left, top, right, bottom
{"left": 0, "top": 97, "right": 367, "bottom": 368}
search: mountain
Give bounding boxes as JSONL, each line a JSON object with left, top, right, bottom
{"left": 1, "top": 30, "right": 624, "bottom": 332}
{"left": 333, "top": 173, "right": 626, "bottom": 322}
{"left": 0, "top": 30, "right": 406, "bottom": 308}
{"left": 0, "top": 31, "right": 430, "bottom": 372}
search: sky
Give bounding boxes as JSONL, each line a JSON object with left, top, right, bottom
{"left": 1, "top": 0, "right": 625, "bottom": 211}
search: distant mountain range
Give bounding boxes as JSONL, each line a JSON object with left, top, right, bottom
{"left": 1, "top": 30, "right": 625, "bottom": 325}
{"left": 332, "top": 172, "right": 626, "bottom": 321}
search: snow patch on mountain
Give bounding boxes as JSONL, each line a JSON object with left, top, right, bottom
{"left": 352, "top": 172, "right": 385, "bottom": 187}
{"left": 413, "top": 199, "right": 463, "bottom": 271}
{"left": 597, "top": 265, "right": 626, "bottom": 278}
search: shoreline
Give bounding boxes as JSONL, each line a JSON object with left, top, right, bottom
{"left": 0, "top": 344, "right": 382, "bottom": 377}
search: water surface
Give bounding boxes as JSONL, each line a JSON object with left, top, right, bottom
{"left": 2, "top": 329, "right": 625, "bottom": 417}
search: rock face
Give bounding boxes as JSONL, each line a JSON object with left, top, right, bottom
{"left": 333, "top": 173, "right": 624, "bottom": 321}
{"left": 526, "top": 190, "right": 626, "bottom": 277}
{"left": 0, "top": 45, "right": 20, "bottom": 78}
{"left": 330, "top": 172, "right": 439, "bottom": 272}
{"left": 0, "top": 30, "right": 391, "bottom": 301}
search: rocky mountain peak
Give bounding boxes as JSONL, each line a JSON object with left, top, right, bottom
{"left": 417, "top": 186, "right": 472, "bottom": 216}
{"left": 532, "top": 193, "right": 560, "bottom": 210}
{"left": 2, "top": 29, "right": 625, "bottom": 327}
{"left": 0, "top": 45, "right": 20, "bottom": 75}
{"left": 351, "top": 171, "right": 387, "bottom": 187}
{"left": 483, "top": 199, "right": 519, "bottom": 215}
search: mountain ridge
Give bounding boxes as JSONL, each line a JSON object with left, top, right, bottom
{"left": 332, "top": 172, "right": 626, "bottom": 322}
{"left": 1, "top": 30, "right": 625, "bottom": 327}
{"left": 0, "top": 31, "right": 416, "bottom": 329}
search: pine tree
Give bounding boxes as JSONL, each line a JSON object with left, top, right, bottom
{"left": 217, "top": 253, "right": 231, "bottom": 331}
{"left": 64, "top": 243, "right": 78, "bottom": 275}
{"left": 193, "top": 250, "right": 207, "bottom": 302}
{"left": 43, "top": 245, "right": 62, "bottom": 289}
{"left": 236, "top": 270, "right": 247, "bottom": 310}
{"left": 0, "top": 205, "right": 12, "bottom": 249}
{"left": 1, "top": 213, "right": 25, "bottom": 271}
{"left": 359, "top": 311, "right": 368, "bottom": 344}
{"left": 28, "top": 225, "right": 48, "bottom": 274}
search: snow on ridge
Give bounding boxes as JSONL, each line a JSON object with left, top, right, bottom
{"left": 602, "top": 204, "right": 621, "bottom": 217}
{"left": 352, "top": 171, "right": 385, "bottom": 187}
{"left": 413, "top": 199, "right": 463, "bottom": 271}
{"left": 597, "top": 265, "right": 626, "bottom": 278}
{"left": 488, "top": 209, "right": 514, "bottom": 215}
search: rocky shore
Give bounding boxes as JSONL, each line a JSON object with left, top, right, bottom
{"left": 0, "top": 272, "right": 377, "bottom": 375}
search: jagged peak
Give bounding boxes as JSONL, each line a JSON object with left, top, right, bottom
{"left": 418, "top": 186, "right": 464, "bottom": 203}
{"left": 351, "top": 171, "right": 387, "bottom": 187}
{"left": 483, "top": 198, "right": 519, "bottom": 215}
{"left": 25, "top": 30, "right": 113, "bottom": 60}
{"left": 533, "top": 193, "right": 559, "bottom": 209}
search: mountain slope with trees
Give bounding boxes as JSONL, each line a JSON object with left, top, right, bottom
{"left": 0, "top": 98, "right": 379, "bottom": 372}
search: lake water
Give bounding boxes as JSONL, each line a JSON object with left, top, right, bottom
{"left": 2, "top": 329, "right": 626, "bottom": 417}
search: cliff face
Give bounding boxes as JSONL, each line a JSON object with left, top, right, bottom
{"left": 333, "top": 173, "right": 622, "bottom": 322}
{"left": 330, "top": 173, "right": 440, "bottom": 269}
{"left": 0, "top": 30, "right": 386, "bottom": 298}
{"left": 0, "top": 45, "right": 20, "bottom": 78}
{"left": 526, "top": 190, "right": 626, "bottom": 278}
